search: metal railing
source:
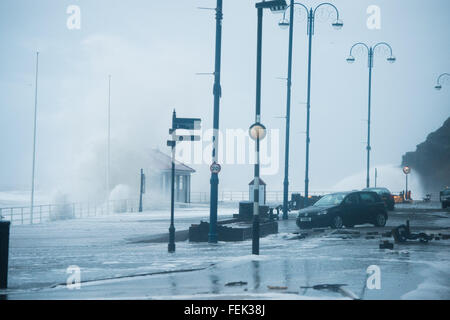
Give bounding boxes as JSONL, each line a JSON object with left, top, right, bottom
{"left": 0, "top": 199, "right": 140, "bottom": 225}
{"left": 190, "top": 190, "right": 336, "bottom": 204}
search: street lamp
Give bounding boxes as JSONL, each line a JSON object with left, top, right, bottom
{"left": 278, "top": 1, "right": 343, "bottom": 212}
{"left": 251, "top": 0, "right": 287, "bottom": 255}
{"left": 30, "top": 51, "right": 39, "bottom": 223}
{"left": 435, "top": 73, "right": 450, "bottom": 90}
{"left": 346, "top": 42, "right": 396, "bottom": 188}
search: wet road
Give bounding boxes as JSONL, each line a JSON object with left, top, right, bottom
{"left": 2, "top": 203, "right": 450, "bottom": 299}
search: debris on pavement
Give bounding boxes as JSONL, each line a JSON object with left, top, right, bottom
{"left": 267, "top": 285, "right": 288, "bottom": 290}
{"left": 392, "top": 220, "right": 434, "bottom": 243}
{"left": 379, "top": 240, "right": 394, "bottom": 250}
{"left": 301, "top": 284, "right": 360, "bottom": 300}
{"left": 225, "top": 281, "right": 247, "bottom": 287}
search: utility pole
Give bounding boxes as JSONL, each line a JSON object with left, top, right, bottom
{"left": 282, "top": 0, "right": 294, "bottom": 220}
{"left": 30, "top": 51, "right": 39, "bottom": 221}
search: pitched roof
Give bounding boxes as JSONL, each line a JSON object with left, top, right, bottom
{"left": 149, "top": 149, "right": 195, "bottom": 173}
{"left": 248, "top": 178, "right": 266, "bottom": 186}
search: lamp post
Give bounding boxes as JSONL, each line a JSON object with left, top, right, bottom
{"left": 106, "top": 75, "right": 111, "bottom": 214}
{"left": 252, "top": 0, "right": 287, "bottom": 254}
{"left": 435, "top": 73, "right": 450, "bottom": 90}
{"left": 208, "top": 0, "right": 223, "bottom": 244}
{"left": 346, "top": 42, "right": 396, "bottom": 188}
{"left": 279, "top": 2, "right": 343, "bottom": 209}
{"left": 30, "top": 51, "right": 39, "bottom": 222}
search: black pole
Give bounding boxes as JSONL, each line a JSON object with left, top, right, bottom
{"left": 0, "top": 221, "right": 10, "bottom": 289}
{"left": 139, "top": 168, "right": 144, "bottom": 212}
{"left": 304, "top": 9, "right": 314, "bottom": 208}
{"left": 208, "top": 0, "right": 223, "bottom": 244}
{"left": 282, "top": 0, "right": 294, "bottom": 220}
{"left": 168, "top": 111, "right": 176, "bottom": 253}
{"left": 252, "top": 7, "right": 263, "bottom": 256}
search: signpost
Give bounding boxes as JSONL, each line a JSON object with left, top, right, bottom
{"left": 167, "top": 110, "right": 201, "bottom": 253}
{"left": 403, "top": 166, "right": 411, "bottom": 201}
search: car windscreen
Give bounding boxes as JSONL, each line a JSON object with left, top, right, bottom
{"left": 364, "top": 188, "right": 389, "bottom": 195}
{"left": 313, "top": 193, "right": 346, "bottom": 207}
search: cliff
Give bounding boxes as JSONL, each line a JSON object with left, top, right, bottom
{"left": 402, "top": 117, "right": 450, "bottom": 193}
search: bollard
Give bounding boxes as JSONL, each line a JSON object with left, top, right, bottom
{"left": 0, "top": 221, "right": 11, "bottom": 289}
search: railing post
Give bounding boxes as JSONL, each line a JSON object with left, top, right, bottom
{"left": 21, "top": 207, "right": 24, "bottom": 225}
{"left": 0, "top": 220, "right": 11, "bottom": 289}
{"left": 39, "top": 205, "right": 42, "bottom": 223}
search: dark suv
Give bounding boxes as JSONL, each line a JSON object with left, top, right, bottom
{"left": 363, "top": 187, "right": 395, "bottom": 210}
{"left": 296, "top": 191, "right": 388, "bottom": 229}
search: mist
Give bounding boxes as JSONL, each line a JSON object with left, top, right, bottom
{"left": 0, "top": 0, "right": 449, "bottom": 204}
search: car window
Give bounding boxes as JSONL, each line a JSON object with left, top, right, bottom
{"left": 360, "top": 192, "right": 376, "bottom": 204}
{"left": 444, "top": 190, "right": 450, "bottom": 196}
{"left": 313, "top": 193, "right": 346, "bottom": 207}
{"left": 344, "top": 193, "right": 360, "bottom": 205}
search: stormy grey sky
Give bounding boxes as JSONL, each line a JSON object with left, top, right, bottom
{"left": 0, "top": 0, "right": 449, "bottom": 199}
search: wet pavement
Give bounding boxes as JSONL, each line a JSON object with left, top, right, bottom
{"left": 1, "top": 202, "right": 450, "bottom": 300}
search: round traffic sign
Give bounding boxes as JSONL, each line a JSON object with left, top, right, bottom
{"left": 210, "top": 162, "right": 221, "bottom": 174}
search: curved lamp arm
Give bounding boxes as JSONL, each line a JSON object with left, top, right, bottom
{"left": 373, "top": 42, "right": 394, "bottom": 57}
{"left": 348, "top": 42, "right": 370, "bottom": 59}
{"left": 435, "top": 73, "right": 450, "bottom": 90}
{"left": 437, "top": 73, "right": 450, "bottom": 85}
{"left": 281, "top": 2, "right": 309, "bottom": 20}
{"left": 313, "top": 2, "right": 341, "bottom": 21}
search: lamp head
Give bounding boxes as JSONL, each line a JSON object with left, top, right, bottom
{"left": 256, "top": 0, "right": 288, "bottom": 13}
{"left": 278, "top": 18, "right": 290, "bottom": 29}
{"left": 435, "top": 84, "right": 442, "bottom": 91}
{"left": 332, "top": 19, "right": 344, "bottom": 30}
{"left": 387, "top": 56, "right": 396, "bottom": 64}
{"left": 346, "top": 56, "right": 355, "bottom": 64}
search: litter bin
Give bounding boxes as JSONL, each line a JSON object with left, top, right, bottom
{"left": 0, "top": 220, "right": 10, "bottom": 289}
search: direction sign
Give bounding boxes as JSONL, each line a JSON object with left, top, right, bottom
{"left": 173, "top": 118, "right": 201, "bottom": 130}
{"left": 210, "top": 162, "right": 221, "bottom": 174}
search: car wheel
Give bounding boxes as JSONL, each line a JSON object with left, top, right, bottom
{"left": 374, "top": 213, "right": 387, "bottom": 227}
{"left": 331, "top": 216, "right": 343, "bottom": 229}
